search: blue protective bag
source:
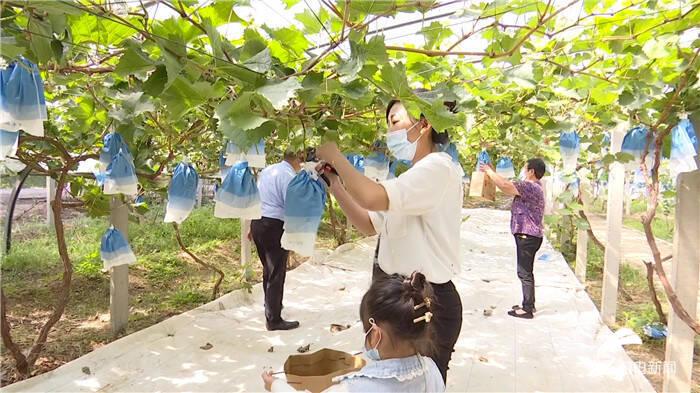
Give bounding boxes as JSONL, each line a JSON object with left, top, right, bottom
{"left": 669, "top": 119, "right": 698, "bottom": 178}
{"left": 164, "top": 162, "right": 200, "bottom": 224}
{"left": 559, "top": 131, "right": 580, "bottom": 171}
{"left": 476, "top": 149, "right": 491, "bottom": 170}
{"left": 0, "top": 58, "right": 47, "bottom": 136}
{"left": 281, "top": 169, "right": 327, "bottom": 257}
{"left": 100, "top": 226, "right": 136, "bottom": 269}
{"left": 0, "top": 129, "right": 19, "bottom": 160}
{"left": 365, "top": 152, "right": 390, "bottom": 181}
{"left": 214, "top": 161, "right": 261, "bottom": 219}
{"left": 104, "top": 150, "right": 138, "bottom": 195}
{"left": 496, "top": 157, "right": 515, "bottom": 178}
{"left": 346, "top": 153, "right": 365, "bottom": 174}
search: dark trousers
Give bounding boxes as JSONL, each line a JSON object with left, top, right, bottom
{"left": 372, "top": 264, "right": 463, "bottom": 383}
{"left": 514, "top": 234, "right": 543, "bottom": 312}
{"left": 251, "top": 217, "right": 289, "bottom": 323}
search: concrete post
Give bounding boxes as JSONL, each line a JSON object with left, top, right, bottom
{"left": 575, "top": 228, "right": 588, "bottom": 283}
{"left": 240, "top": 219, "right": 251, "bottom": 264}
{"left": 662, "top": 170, "right": 699, "bottom": 393}
{"left": 601, "top": 124, "right": 626, "bottom": 325}
{"left": 46, "top": 177, "right": 56, "bottom": 227}
{"left": 110, "top": 196, "right": 129, "bottom": 336}
{"left": 196, "top": 180, "right": 203, "bottom": 208}
{"left": 624, "top": 175, "right": 632, "bottom": 216}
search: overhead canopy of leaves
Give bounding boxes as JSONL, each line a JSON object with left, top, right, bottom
{"left": 2, "top": 0, "right": 699, "bottom": 214}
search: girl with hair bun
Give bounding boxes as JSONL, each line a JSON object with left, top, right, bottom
{"left": 263, "top": 271, "right": 445, "bottom": 392}
{"left": 315, "top": 97, "right": 464, "bottom": 382}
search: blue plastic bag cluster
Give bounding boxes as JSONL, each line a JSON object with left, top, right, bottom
{"left": 0, "top": 129, "right": 19, "bottom": 160}
{"left": 214, "top": 161, "right": 261, "bottom": 219}
{"left": 100, "top": 226, "right": 137, "bottom": 269}
{"left": 164, "top": 162, "right": 200, "bottom": 224}
{"left": 101, "top": 133, "right": 138, "bottom": 195}
{"left": 643, "top": 323, "right": 667, "bottom": 340}
{"left": 281, "top": 169, "right": 327, "bottom": 257}
{"left": 621, "top": 126, "right": 656, "bottom": 171}
{"left": 496, "top": 157, "right": 515, "bottom": 178}
{"left": 365, "top": 152, "right": 390, "bottom": 181}
{"left": 224, "top": 139, "right": 266, "bottom": 168}
{"left": 0, "top": 58, "right": 47, "bottom": 136}
{"left": 670, "top": 119, "right": 698, "bottom": 178}
{"left": 559, "top": 131, "right": 580, "bottom": 172}
{"left": 476, "top": 149, "right": 491, "bottom": 171}
{"left": 346, "top": 153, "right": 365, "bottom": 174}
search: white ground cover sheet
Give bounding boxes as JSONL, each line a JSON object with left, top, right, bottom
{"left": 6, "top": 209, "right": 654, "bottom": 392}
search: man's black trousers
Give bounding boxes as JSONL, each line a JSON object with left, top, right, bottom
{"left": 251, "top": 217, "right": 289, "bottom": 323}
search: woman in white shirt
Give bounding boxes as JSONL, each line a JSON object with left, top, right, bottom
{"left": 316, "top": 99, "right": 463, "bottom": 383}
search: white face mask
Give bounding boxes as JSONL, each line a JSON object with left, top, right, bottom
{"left": 387, "top": 122, "right": 423, "bottom": 161}
{"left": 519, "top": 166, "right": 528, "bottom": 181}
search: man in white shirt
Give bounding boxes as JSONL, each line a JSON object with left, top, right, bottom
{"left": 250, "top": 151, "right": 302, "bottom": 331}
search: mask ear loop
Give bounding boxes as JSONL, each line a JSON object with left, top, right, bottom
{"left": 365, "top": 318, "right": 382, "bottom": 350}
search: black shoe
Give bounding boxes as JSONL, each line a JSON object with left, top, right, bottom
{"left": 266, "top": 319, "right": 300, "bottom": 331}
{"left": 508, "top": 309, "right": 534, "bottom": 319}
{"left": 512, "top": 305, "right": 537, "bottom": 313}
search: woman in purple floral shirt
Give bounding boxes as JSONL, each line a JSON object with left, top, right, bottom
{"left": 480, "top": 158, "right": 546, "bottom": 319}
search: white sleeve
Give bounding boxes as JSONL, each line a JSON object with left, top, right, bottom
{"left": 271, "top": 380, "right": 348, "bottom": 393}
{"left": 368, "top": 211, "right": 385, "bottom": 234}
{"left": 380, "top": 156, "right": 450, "bottom": 215}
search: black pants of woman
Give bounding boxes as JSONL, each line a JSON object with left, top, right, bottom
{"left": 514, "top": 233, "right": 543, "bottom": 312}
{"left": 372, "top": 263, "right": 463, "bottom": 383}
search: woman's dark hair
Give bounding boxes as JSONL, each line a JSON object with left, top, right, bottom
{"left": 527, "top": 158, "right": 546, "bottom": 179}
{"left": 385, "top": 97, "right": 455, "bottom": 147}
{"left": 360, "top": 271, "right": 435, "bottom": 355}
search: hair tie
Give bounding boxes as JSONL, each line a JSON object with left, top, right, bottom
{"left": 413, "top": 311, "right": 433, "bottom": 324}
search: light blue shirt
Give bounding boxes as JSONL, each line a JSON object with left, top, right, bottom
{"left": 257, "top": 160, "right": 296, "bottom": 221}
{"left": 272, "top": 355, "right": 445, "bottom": 392}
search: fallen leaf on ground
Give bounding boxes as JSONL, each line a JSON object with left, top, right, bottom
{"left": 267, "top": 346, "right": 274, "bottom": 353}
{"left": 330, "top": 323, "right": 351, "bottom": 333}
{"left": 483, "top": 309, "right": 493, "bottom": 317}
{"left": 297, "top": 344, "right": 310, "bottom": 353}
{"left": 81, "top": 366, "right": 91, "bottom": 375}
{"left": 479, "top": 356, "right": 489, "bottom": 363}
{"left": 338, "top": 286, "right": 346, "bottom": 291}
{"left": 200, "top": 342, "right": 213, "bottom": 350}
{"left": 482, "top": 279, "right": 491, "bottom": 283}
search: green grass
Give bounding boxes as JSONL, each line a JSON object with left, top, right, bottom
{"left": 623, "top": 216, "right": 674, "bottom": 242}
{"left": 167, "top": 284, "right": 210, "bottom": 307}
{"left": 1, "top": 204, "right": 247, "bottom": 300}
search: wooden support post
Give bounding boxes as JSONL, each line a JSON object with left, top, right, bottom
{"left": 663, "top": 170, "right": 699, "bottom": 393}
{"left": 240, "top": 219, "right": 251, "bottom": 264}
{"left": 601, "top": 124, "right": 626, "bottom": 325}
{"left": 46, "top": 177, "right": 56, "bottom": 227}
{"left": 575, "top": 228, "right": 588, "bottom": 283}
{"left": 110, "top": 196, "right": 129, "bottom": 336}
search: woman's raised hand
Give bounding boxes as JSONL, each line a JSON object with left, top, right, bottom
{"left": 316, "top": 142, "right": 341, "bottom": 164}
